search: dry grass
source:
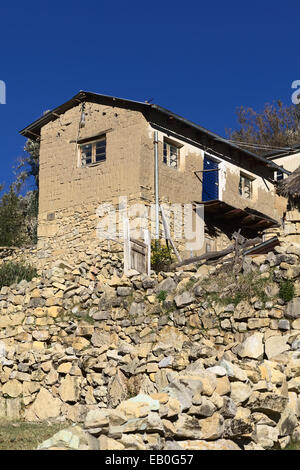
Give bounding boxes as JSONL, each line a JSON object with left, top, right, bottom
{"left": 282, "top": 441, "right": 300, "bottom": 450}
{"left": 202, "top": 267, "right": 276, "bottom": 306}
{"left": 0, "top": 420, "right": 65, "bottom": 450}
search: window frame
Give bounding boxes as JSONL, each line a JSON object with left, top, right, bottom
{"left": 79, "top": 136, "right": 106, "bottom": 167}
{"left": 163, "top": 138, "right": 181, "bottom": 170}
{"left": 274, "top": 169, "right": 284, "bottom": 182}
{"left": 239, "top": 172, "right": 254, "bottom": 199}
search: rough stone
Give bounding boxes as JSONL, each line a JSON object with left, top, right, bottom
{"left": 59, "top": 375, "right": 82, "bottom": 403}
{"left": 238, "top": 333, "right": 264, "bottom": 360}
{"left": 25, "top": 387, "right": 62, "bottom": 421}
{"left": 285, "top": 298, "right": 300, "bottom": 319}
{"left": 174, "top": 291, "right": 195, "bottom": 308}
{"left": 38, "top": 425, "right": 98, "bottom": 450}
{"left": 230, "top": 382, "right": 252, "bottom": 405}
{"left": 265, "top": 335, "right": 289, "bottom": 360}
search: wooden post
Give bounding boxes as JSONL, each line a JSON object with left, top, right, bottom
{"left": 144, "top": 229, "right": 151, "bottom": 276}
{"left": 123, "top": 217, "right": 131, "bottom": 275}
{"left": 160, "top": 205, "right": 182, "bottom": 262}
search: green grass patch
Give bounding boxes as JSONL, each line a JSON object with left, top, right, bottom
{"left": 156, "top": 290, "right": 168, "bottom": 302}
{"left": 177, "top": 278, "right": 198, "bottom": 294}
{"left": 0, "top": 420, "right": 66, "bottom": 450}
{"left": 68, "top": 310, "right": 95, "bottom": 325}
{"left": 282, "top": 440, "right": 300, "bottom": 450}
{"left": 202, "top": 268, "right": 276, "bottom": 307}
{"left": 0, "top": 261, "right": 37, "bottom": 289}
{"left": 279, "top": 280, "right": 295, "bottom": 303}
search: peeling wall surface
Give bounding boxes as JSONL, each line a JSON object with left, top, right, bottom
{"left": 39, "top": 102, "right": 145, "bottom": 215}
{"left": 37, "top": 101, "right": 282, "bottom": 260}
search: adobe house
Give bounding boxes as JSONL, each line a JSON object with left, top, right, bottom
{"left": 20, "top": 91, "right": 287, "bottom": 263}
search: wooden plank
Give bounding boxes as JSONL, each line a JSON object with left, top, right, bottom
{"left": 171, "top": 236, "right": 261, "bottom": 269}
{"left": 221, "top": 209, "right": 245, "bottom": 218}
{"left": 160, "top": 206, "right": 182, "bottom": 262}
{"left": 144, "top": 229, "right": 151, "bottom": 276}
{"left": 131, "top": 249, "right": 145, "bottom": 273}
{"left": 171, "top": 245, "right": 235, "bottom": 269}
{"left": 239, "top": 214, "right": 256, "bottom": 224}
{"left": 123, "top": 217, "right": 131, "bottom": 274}
{"left": 131, "top": 243, "right": 146, "bottom": 255}
{"left": 130, "top": 237, "right": 147, "bottom": 248}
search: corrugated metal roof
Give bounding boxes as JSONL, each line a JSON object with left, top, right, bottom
{"left": 19, "top": 90, "right": 289, "bottom": 175}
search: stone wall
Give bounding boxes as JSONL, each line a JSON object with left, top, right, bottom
{"left": 0, "top": 240, "right": 124, "bottom": 276}
{"left": 1, "top": 243, "right": 300, "bottom": 449}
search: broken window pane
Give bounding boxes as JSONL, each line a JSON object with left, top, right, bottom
{"left": 81, "top": 143, "right": 92, "bottom": 165}
{"left": 163, "top": 140, "right": 179, "bottom": 169}
{"left": 169, "top": 145, "right": 178, "bottom": 168}
{"left": 239, "top": 174, "right": 252, "bottom": 199}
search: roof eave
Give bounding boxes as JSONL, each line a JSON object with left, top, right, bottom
{"left": 19, "top": 91, "right": 149, "bottom": 138}
{"left": 19, "top": 90, "right": 290, "bottom": 176}
{"left": 149, "top": 103, "right": 290, "bottom": 175}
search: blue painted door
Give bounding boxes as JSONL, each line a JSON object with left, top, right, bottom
{"left": 202, "top": 156, "right": 219, "bottom": 201}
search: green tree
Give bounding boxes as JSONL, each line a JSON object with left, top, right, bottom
{"left": 0, "top": 138, "right": 40, "bottom": 247}
{"left": 15, "top": 138, "right": 40, "bottom": 243}
{"left": 0, "top": 186, "right": 27, "bottom": 246}
{"left": 16, "top": 139, "right": 40, "bottom": 190}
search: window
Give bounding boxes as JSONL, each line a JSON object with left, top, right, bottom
{"left": 239, "top": 173, "right": 253, "bottom": 199}
{"left": 163, "top": 140, "right": 180, "bottom": 169}
{"left": 79, "top": 137, "right": 106, "bottom": 166}
{"left": 274, "top": 170, "right": 284, "bottom": 181}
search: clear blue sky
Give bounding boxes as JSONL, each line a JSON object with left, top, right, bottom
{"left": 0, "top": 0, "right": 299, "bottom": 192}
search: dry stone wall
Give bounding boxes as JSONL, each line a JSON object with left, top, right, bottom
{"left": 0, "top": 240, "right": 123, "bottom": 276}
{"left": 1, "top": 243, "right": 300, "bottom": 449}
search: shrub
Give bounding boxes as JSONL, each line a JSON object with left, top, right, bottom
{"left": 151, "top": 240, "right": 174, "bottom": 273}
{"left": 279, "top": 280, "right": 295, "bottom": 302}
{"left": 0, "top": 261, "right": 37, "bottom": 288}
{"left": 156, "top": 290, "right": 168, "bottom": 302}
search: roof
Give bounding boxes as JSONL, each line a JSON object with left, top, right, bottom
{"left": 19, "top": 90, "right": 288, "bottom": 176}
{"left": 264, "top": 144, "right": 300, "bottom": 161}
{"left": 277, "top": 165, "right": 300, "bottom": 199}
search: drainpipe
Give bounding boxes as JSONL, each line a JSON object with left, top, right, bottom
{"left": 154, "top": 130, "right": 159, "bottom": 240}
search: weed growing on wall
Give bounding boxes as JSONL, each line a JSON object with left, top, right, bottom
{"left": 0, "top": 262, "right": 37, "bottom": 288}
{"left": 279, "top": 279, "right": 295, "bottom": 302}
{"left": 151, "top": 240, "right": 174, "bottom": 273}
